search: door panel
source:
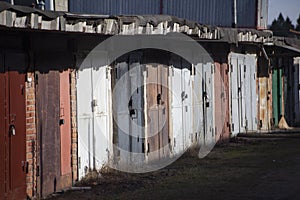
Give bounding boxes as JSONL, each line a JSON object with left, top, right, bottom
{"left": 7, "top": 71, "right": 26, "bottom": 200}
{"left": 77, "top": 68, "right": 93, "bottom": 178}
{"left": 60, "top": 71, "right": 71, "bottom": 175}
{"left": 272, "top": 58, "right": 283, "bottom": 127}
{"left": 182, "top": 68, "right": 192, "bottom": 149}
{"left": 230, "top": 53, "right": 257, "bottom": 135}
{"left": 214, "top": 62, "right": 230, "bottom": 142}
{"left": 0, "top": 52, "right": 27, "bottom": 200}
{"left": 0, "top": 54, "right": 6, "bottom": 200}
{"left": 59, "top": 71, "right": 72, "bottom": 188}
{"left": 128, "top": 55, "right": 144, "bottom": 163}
{"left": 244, "top": 55, "right": 257, "bottom": 131}
{"left": 77, "top": 64, "right": 112, "bottom": 178}
{"left": 194, "top": 63, "right": 204, "bottom": 145}
{"left": 36, "top": 71, "right": 61, "bottom": 197}
{"left": 230, "top": 55, "right": 239, "bottom": 136}
{"left": 238, "top": 56, "right": 246, "bottom": 133}
{"left": 158, "top": 65, "right": 169, "bottom": 158}
{"left": 113, "top": 61, "right": 131, "bottom": 164}
{"left": 146, "top": 65, "right": 160, "bottom": 161}
{"left": 170, "top": 65, "right": 184, "bottom": 155}
{"left": 203, "top": 63, "right": 214, "bottom": 145}
{"left": 146, "top": 64, "right": 169, "bottom": 162}
{"left": 296, "top": 59, "right": 300, "bottom": 124}
{"left": 93, "top": 66, "right": 111, "bottom": 168}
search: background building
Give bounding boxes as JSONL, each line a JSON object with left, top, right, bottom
{"left": 0, "top": 0, "right": 268, "bottom": 29}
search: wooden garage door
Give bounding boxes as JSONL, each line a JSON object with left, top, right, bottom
{"left": 36, "top": 70, "right": 72, "bottom": 198}
{"left": 146, "top": 64, "right": 170, "bottom": 162}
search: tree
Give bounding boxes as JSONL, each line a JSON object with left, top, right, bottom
{"left": 284, "top": 17, "right": 294, "bottom": 30}
{"left": 296, "top": 14, "right": 300, "bottom": 31}
{"left": 270, "top": 13, "right": 285, "bottom": 31}
{"left": 270, "top": 13, "right": 295, "bottom": 37}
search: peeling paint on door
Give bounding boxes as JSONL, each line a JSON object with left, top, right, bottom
{"left": 77, "top": 53, "right": 112, "bottom": 179}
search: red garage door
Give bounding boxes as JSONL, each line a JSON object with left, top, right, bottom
{"left": 0, "top": 53, "right": 27, "bottom": 200}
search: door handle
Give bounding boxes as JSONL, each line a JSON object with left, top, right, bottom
{"left": 9, "top": 125, "right": 16, "bottom": 136}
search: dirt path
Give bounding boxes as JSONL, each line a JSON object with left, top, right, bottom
{"left": 49, "top": 137, "right": 300, "bottom": 200}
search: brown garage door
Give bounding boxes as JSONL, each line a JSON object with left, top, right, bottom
{"left": 146, "top": 64, "right": 170, "bottom": 162}
{"left": 36, "top": 70, "right": 72, "bottom": 198}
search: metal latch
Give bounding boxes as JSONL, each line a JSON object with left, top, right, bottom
{"left": 10, "top": 125, "right": 16, "bottom": 136}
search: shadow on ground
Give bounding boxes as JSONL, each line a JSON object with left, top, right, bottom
{"left": 49, "top": 136, "right": 300, "bottom": 200}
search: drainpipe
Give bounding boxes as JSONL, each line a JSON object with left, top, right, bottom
{"left": 10, "top": 0, "right": 14, "bottom": 5}
{"left": 159, "top": 0, "right": 163, "bottom": 14}
{"left": 49, "top": 0, "right": 54, "bottom": 11}
{"left": 232, "top": 0, "right": 237, "bottom": 28}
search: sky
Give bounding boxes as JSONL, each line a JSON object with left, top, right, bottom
{"left": 268, "top": 0, "right": 300, "bottom": 26}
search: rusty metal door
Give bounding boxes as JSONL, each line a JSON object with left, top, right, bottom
{"left": 0, "top": 52, "right": 27, "bottom": 200}
{"left": 36, "top": 71, "right": 61, "bottom": 197}
{"left": 214, "top": 62, "right": 230, "bottom": 142}
{"left": 146, "top": 64, "right": 161, "bottom": 162}
{"left": 145, "top": 64, "right": 169, "bottom": 162}
{"left": 59, "top": 71, "right": 72, "bottom": 188}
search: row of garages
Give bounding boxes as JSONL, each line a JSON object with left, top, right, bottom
{"left": 0, "top": 2, "right": 300, "bottom": 199}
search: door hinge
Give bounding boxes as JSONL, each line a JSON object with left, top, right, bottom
{"left": 78, "top": 157, "right": 81, "bottom": 169}
{"left": 106, "top": 67, "right": 111, "bottom": 79}
{"left": 22, "top": 161, "right": 29, "bottom": 173}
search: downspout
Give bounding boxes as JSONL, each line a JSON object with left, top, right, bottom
{"left": 232, "top": 0, "right": 237, "bottom": 28}
{"left": 49, "top": 0, "right": 54, "bottom": 11}
{"left": 160, "top": 0, "right": 163, "bottom": 14}
{"left": 10, "top": 0, "right": 14, "bottom": 5}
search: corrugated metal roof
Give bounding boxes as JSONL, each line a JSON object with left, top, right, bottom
{"left": 0, "top": 1, "right": 273, "bottom": 45}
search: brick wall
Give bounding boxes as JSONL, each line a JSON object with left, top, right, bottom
{"left": 70, "top": 70, "right": 78, "bottom": 183}
{"left": 25, "top": 72, "right": 37, "bottom": 198}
